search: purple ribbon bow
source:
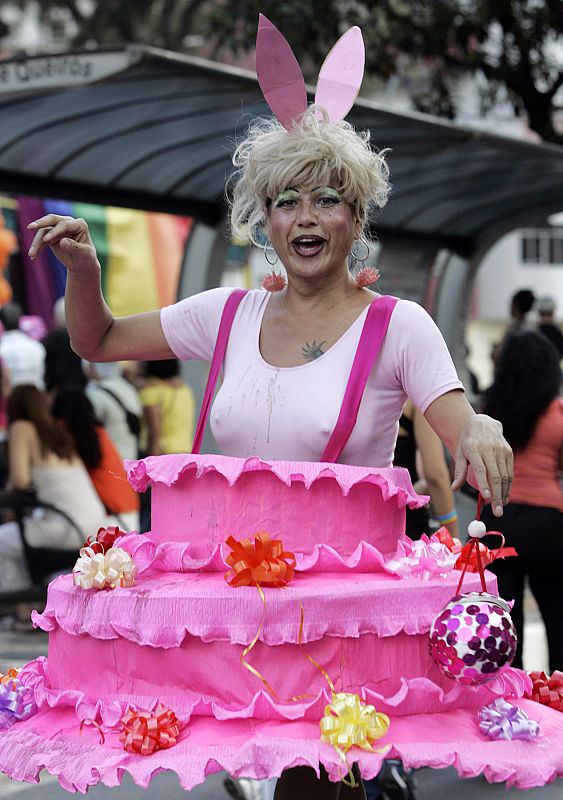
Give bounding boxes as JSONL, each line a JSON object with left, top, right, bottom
{"left": 0, "top": 679, "right": 37, "bottom": 730}
{"left": 479, "top": 698, "right": 539, "bottom": 741}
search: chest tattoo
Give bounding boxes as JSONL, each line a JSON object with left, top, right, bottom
{"left": 302, "top": 339, "right": 327, "bottom": 361}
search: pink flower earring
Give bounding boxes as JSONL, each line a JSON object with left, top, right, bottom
{"left": 261, "top": 271, "right": 287, "bottom": 292}
{"left": 350, "top": 238, "right": 380, "bottom": 288}
{"left": 261, "top": 240, "right": 287, "bottom": 291}
{"left": 354, "top": 267, "right": 380, "bottom": 288}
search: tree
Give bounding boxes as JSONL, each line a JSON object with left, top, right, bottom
{"left": 206, "top": 0, "right": 563, "bottom": 144}
{"left": 1, "top": 0, "right": 209, "bottom": 52}
{"left": 2, "top": 0, "right": 562, "bottom": 143}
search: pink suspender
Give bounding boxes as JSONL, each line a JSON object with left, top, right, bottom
{"left": 192, "top": 291, "right": 398, "bottom": 461}
{"left": 191, "top": 289, "right": 248, "bottom": 454}
{"left": 320, "top": 295, "right": 398, "bottom": 463}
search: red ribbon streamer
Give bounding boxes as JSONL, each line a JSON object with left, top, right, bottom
{"left": 80, "top": 718, "right": 106, "bottom": 744}
{"left": 224, "top": 532, "right": 296, "bottom": 588}
{"left": 120, "top": 705, "right": 181, "bottom": 755}
{"left": 526, "top": 671, "right": 563, "bottom": 712}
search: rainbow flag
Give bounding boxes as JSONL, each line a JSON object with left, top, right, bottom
{"left": 17, "top": 197, "right": 191, "bottom": 328}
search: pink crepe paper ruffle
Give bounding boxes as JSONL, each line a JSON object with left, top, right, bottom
{"left": 0, "top": 698, "right": 562, "bottom": 792}
{"left": 19, "top": 656, "right": 531, "bottom": 727}
{"left": 32, "top": 570, "right": 492, "bottom": 648}
{"left": 124, "top": 453, "right": 428, "bottom": 509}
{"left": 118, "top": 533, "right": 389, "bottom": 575}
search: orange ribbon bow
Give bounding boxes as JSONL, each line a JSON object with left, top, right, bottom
{"left": 120, "top": 705, "right": 181, "bottom": 755}
{"left": 224, "top": 532, "right": 296, "bottom": 588}
{"left": 526, "top": 671, "right": 563, "bottom": 712}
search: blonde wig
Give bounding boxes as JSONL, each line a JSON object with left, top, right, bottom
{"left": 228, "top": 108, "right": 390, "bottom": 246}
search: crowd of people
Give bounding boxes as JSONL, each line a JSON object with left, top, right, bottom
{"left": 0, "top": 299, "right": 195, "bottom": 596}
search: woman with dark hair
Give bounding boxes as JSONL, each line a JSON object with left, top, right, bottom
{"left": 0, "top": 384, "right": 107, "bottom": 591}
{"left": 481, "top": 330, "right": 563, "bottom": 671}
{"left": 51, "top": 387, "right": 140, "bottom": 531}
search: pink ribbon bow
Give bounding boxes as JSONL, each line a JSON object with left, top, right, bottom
{"left": 385, "top": 535, "right": 458, "bottom": 580}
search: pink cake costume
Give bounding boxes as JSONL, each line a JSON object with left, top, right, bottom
{"left": 1, "top": 16, "right": 563, "bottom": 794}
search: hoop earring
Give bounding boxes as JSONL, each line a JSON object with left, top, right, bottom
{"left": 349, "top": 237, "right": 370, "bottom": 264}
{"left": 263, "top": 241, "right": 279, "bottom": 266}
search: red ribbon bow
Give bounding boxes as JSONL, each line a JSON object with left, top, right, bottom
{"left": 85, "top": 526, "right": 126, "bottom": 555}
{"left": 526, "top": 671, "right": 563, "bottom": 712}
{"left": 435, "top": 526, "right": 517, "bottom": 575}
{"left": 120, "top": 705, "right": 181, "bottom": 755}
{"left": 224, "top": 532, "right": 296, "bottom": 588}
{"left": 434, "top": 527, "right": 462, "bottom": 552}
{"left": 454, "top": 538, "right": 517, "bottom": 574}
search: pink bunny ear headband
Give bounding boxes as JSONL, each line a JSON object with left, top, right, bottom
{"left": 255, "top": 15, "right": 378, "bottom": 293}
{"left": 256, "top": 14, "right": 365, "bottom": 129}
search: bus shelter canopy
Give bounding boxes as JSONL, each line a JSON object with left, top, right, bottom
{"left": 0, "top": 45, "right": 562, "bottom": 256}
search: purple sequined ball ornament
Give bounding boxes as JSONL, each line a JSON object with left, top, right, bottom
{"left": 429, "top": 592, "right": 517, "bottom": 685}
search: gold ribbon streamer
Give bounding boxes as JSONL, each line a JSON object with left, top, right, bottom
{"left": 225, "top": 533, "right": 392, "bottom": 786}
{"left": 240, "top": 582, "right": 282, "bottom": 699}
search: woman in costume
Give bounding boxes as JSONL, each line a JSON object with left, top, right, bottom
{"left": 26, "top": 18, "right": 512, "bottom": 800}
{"left": 480, "top": 329, "right": 562, "bottom": 672}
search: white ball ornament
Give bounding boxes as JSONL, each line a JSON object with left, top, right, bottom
{"left": 467, "top": 520, "right": 487, "bottom": 539}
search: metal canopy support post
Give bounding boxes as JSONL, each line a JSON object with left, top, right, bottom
{"left": 176, "top": 218, "right": 230, "bottom": 454}
{"left": 434, "top": 252, "right": 473, "bottom": 397}
{"left": 375, "top": 234, "right": 440, "bottom": 304}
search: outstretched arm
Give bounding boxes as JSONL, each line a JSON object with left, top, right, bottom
{"left": 424, "top": 390, "right": 513, "bottom": 518}
{"left": 28, "top": 214, "right": 175, "bottom": 363}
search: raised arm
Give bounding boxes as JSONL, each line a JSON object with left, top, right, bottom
{"left": 28, "top": 214, "right": 175, "bottom": 362}
{"left": 424, "top": 390, "right": 513, "bottom": 518}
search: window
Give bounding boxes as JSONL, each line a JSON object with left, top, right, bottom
{"left": 521, "top": 228, "right": 563, "bottom": 265}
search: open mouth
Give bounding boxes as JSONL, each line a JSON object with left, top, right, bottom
{"left": 292, "top": 236, "right": 325, "bottom": 257}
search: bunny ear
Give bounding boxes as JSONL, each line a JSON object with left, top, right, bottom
{"left": 256, "top": 14, "right": 308, "bottom": 130}
{"left": 314, "top": 26, "right": 365, "bottom": 123}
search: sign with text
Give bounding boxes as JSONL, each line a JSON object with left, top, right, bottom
{"left": 0, "top": 49, "right": 142, "bottom": 94}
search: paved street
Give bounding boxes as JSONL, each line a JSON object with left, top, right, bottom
{"left": 0, "top": 610, "right": 560, "bottom": 800}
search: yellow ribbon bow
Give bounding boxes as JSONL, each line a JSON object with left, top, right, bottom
{"left": 321, "top": 692, "right": 390, "bottom": 752}
{"left": 320, "top": 692, "right": 390, "bottom": 785}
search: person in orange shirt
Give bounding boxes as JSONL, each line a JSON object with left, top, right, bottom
{"left": 481, "top": 329, "right": 562, "bottom": 671}
{"left": 51, "top": 387, "right": 140, "bottom": 532}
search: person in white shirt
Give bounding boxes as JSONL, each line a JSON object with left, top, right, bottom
{"left": 85, "top": 360, "right": 142, "bottom": 462}
{"left": 0, "top": 302, "right": 46, "bottom": 390}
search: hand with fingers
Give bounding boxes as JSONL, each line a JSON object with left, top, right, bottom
{"left": 27, "top": 215, "right": 99, "bottom": 273}
{"left": 451, "top": 414, "right": 513, "bottom": 517}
